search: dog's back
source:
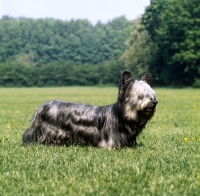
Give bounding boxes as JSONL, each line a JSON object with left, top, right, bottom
{"left": 22, "top": 100, "right": 114, "bottom": 146}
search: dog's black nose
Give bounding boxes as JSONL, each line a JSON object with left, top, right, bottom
{"left": 153, "top": 100, "right": 158, "bottom": 105}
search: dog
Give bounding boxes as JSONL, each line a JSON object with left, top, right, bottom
{"left": 22, "top": 71, "right": 157, "bottom": 149}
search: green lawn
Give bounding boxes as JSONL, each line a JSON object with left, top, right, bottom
{"left": 0, "top": 87, "right": 199, "bottom": 196}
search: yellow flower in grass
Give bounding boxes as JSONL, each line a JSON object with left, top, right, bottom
{"left": 198, "top": 138, "right": 200, "bottom": 141}
{"left": 184, "top": 137, "right": 188, "bottom": 142}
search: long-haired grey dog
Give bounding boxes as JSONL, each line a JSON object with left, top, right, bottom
{"left": 22, "top": 71, "right": 157, "bottom": 149}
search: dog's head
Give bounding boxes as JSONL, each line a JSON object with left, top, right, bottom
{"left": 118, "top": 71, "right": 157, "bottom": 122}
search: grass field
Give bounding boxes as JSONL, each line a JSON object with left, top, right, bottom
{"left": 0, "top": 87, "right": 199, "bottom": 196}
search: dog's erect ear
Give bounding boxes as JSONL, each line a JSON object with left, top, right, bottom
{"left": 121, "top": 71, "right": 132, "bottom": 85}
{"left": 142, "top": 73, "right": 153, "bottom": 86}
{"left": 118, "top": 71, "right": 133, "bottom": 96}
{"left": 118, "top": 71, "right": 134, "bottom": 107}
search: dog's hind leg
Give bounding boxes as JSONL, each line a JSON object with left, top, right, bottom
{"left": 38, "top": 125, "right": 68, "bottom": 146}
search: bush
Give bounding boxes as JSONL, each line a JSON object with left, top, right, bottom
{"left": 193, "top": 79, "right": 200, "bottom": 88}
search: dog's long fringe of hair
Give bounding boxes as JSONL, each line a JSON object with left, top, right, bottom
{"left": 22, "top": 71, "right": 157, "bottom": 149}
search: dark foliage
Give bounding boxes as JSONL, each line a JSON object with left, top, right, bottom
{"left": 141, "top": 0, "right": 200, "bottom": 86}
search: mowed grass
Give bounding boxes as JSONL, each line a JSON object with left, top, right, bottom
{"left": 0, "top": 87, "right": 199, "bottom": 196}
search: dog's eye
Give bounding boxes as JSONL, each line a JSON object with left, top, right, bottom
{"left": 138, "top": 95, "right": 144, "bottom": 100}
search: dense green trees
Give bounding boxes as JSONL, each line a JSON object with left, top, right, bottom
{"left": 0, "top": 60, "right": 125, "bottom": 87}
{"left": 0, "top": 16, "right": 132, "bottom": 86}
{"left": 154, "top": 0, "right": 200, "bottom": 85}
{"left": 0, "top": 16, "right": 132, "bottom": 65}
{"left": 1, "top": 0, "right": 200, "bottom": 87}
{"left": 120, "top": 18, "right": 155, "bottom": 79}
{"left": 123, "top": 0, "right": 200, "bottom": 86}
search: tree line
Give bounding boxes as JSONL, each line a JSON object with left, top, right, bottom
{"left": 0, "top": 60, "right": 124, "bottom": 87}
{"left": 1, "top": 0, "right": 200, "bottom": 87}
{"left": 0, "top": 16, "right": 132, "bottom": 86}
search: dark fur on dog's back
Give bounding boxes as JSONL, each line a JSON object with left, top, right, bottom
{"left": 22, "top": 71, "right": 158, "bottom": 149}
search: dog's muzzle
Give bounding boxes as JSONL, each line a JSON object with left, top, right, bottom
{"left": 145, "top": 100, "right": 158, "bottom": 113}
